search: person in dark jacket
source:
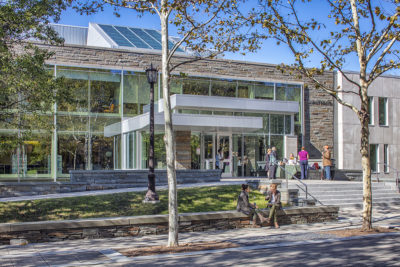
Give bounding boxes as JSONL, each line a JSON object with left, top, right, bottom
{"left": 265, "top": 183, "right": 281, "bottom": 228}
{"left": 268, "top": 147, "right": 278, "bottom": 179}
{"left": 237, "top": 184, "right": 267, "bottom": 227}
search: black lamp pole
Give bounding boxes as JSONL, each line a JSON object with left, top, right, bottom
{"left": 145, "top": 63, "right": 159, "bottom": 202}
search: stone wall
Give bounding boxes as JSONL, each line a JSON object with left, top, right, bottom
{"left": 0, "top": 206, "right": 339, "bottom": 244}
{"left": 175, "top": 131, "right": 192, "bottom": 169}
{"left": 32, "top": 43, "right": 334, "bottom": 159}
{"left": 0, "top": 169, "right": 222, "bottom": 198}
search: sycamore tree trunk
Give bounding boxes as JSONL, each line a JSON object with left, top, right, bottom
{"left": 359, "top": 81, "right": 373, "bottom": 231}
{"left": 160, "top": 6, "right": 179, "bottom": 247}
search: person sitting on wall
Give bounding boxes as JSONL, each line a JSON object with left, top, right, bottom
{"left": 288, "top": 153, "right": 297, "bottom": 165}
{"left": 265, "top": 183, "right": 281, "bottom": 229}
{"left": 237, "top": 184, "right": 268, "bottom": 227}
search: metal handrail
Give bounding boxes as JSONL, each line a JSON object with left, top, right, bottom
{"left": 376, "top": 162, "right": 400, "bottom": 193}
{"left": 273, "top": 162, "right": 325, "bottom": 205}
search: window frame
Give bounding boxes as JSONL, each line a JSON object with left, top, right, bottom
{"left": 378, "top": 97, "right": 388, "bottom": 126}
{"left": 370, "top": 144, "right": 379, "bottom": 173}
{"left": 368, "top": 96, "right": 374, "bottom": 125}
{"left": 384, "top": 144, "right": 389, "bottom": 173}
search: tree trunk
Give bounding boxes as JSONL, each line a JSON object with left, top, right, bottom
{"left": 160, "top": 6, "right": 179, "bottom": 247}
{"left": 359, "top": 82, "right": 373, "bottom": 231}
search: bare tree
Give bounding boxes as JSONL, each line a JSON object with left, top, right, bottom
{"left": 73, "top": 0, "right": 255, "bottom": 246}
{"left": 253, "top": 0, "right": 400, "bottom": 230}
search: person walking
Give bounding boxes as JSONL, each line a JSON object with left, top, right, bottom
{"left": 236, "top": 184, "right": 267, "bottom": 227}
{"left": 269, "top": 147, "right": 278, "bottom": 179}
{"left": 265, "top": 183, "right": 281, "bottom": 229}
{"left": 265, "top": 148, "right": 271, "bottom": 178}
{"left": 216, "top": 148, "right": 222, "bottom": 169}
{"left": 322, "top": 145, "right": 332, "bottom": 180}
{"left": 298, "top": 147, "right": 309, "bottom": 180}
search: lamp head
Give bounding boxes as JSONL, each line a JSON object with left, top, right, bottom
{"left": 145, "top": 63, "right": 158, "bottom": 84}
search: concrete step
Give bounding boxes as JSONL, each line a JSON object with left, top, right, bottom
{"left": 332, "top": 201, "right": 400, "bottom": 209}
{"left": 318, "top": 197, "right": 400, "bottom": 205}
{"left": 287, "top": 183, "right": 390, "bottom": 188}
{"left": 303, "top": 193, "right": 400, "bottom": 201}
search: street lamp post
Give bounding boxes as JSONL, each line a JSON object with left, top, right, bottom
{"left": 144, "top": 63, "right": 159, "bottom": 202}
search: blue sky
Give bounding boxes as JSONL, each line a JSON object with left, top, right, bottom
{"left": 57, "top": 2, "right": 398, "bottom": 74}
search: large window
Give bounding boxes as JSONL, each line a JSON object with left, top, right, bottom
{"left": 384, "top": 144, "right": 389, "bottom": 173}
{"left": 123, "top": 72, "right": 151, "bottom": 116}
{"left": 379, "top": 97, "right": 388, "bottom": 126}
{"left": 368, "top": 97, "right": 374, "bottom": 125}
{"left": 211, "top": 79, "right": 236, "bottom": 97}
{"left": 370, "top": 144, "right": 379, "bottom": 173}
{"left": 251, "top": 82, "right": 274, "bottom": 100}
{"left": 56, "top": 66, "right": 121, "bottom": 173}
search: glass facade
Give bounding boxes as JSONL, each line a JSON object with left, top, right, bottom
{"left": 0, "top": 64, "right": 303, "bottom": 179}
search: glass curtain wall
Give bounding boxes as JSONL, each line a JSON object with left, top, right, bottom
{"left": 0, "top": 63, "right": 303, "bottom": 178}
{"left": 56, "top": 66, "right": 121, "bottom": 174}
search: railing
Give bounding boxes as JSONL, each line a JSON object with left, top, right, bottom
{"left": 274, "top": 163, "right": 325, "bottom": 205}
{"left": 377, "top": 162, "right": 400, "bottom": 193}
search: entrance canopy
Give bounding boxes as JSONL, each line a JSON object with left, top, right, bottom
{"left": 104, "top": 94, "right": 299, "bottom": 137}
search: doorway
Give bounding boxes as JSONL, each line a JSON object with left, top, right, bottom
{"left": 217, "top": 134, "right": 232, "bottom": 177}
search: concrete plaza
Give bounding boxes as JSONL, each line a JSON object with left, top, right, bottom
{"left": 1, "top": 205, "right": 400, "bottom": 267}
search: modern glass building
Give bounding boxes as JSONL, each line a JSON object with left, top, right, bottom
{"left": 0, "top": 23, "right": 329, "bottom": 180}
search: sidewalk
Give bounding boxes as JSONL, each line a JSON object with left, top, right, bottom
{"left": 1, "top": 206, "right": 400, "bottom": 266}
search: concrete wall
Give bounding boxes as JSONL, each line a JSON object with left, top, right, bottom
{"left": 32, "top": 43, "right": 334, "bottom": 159}
{"left": 335, "top": 72, "right": 400, "bottom": 177}
{"left": 0, "top": 206, "right": 339, "bottom": 244}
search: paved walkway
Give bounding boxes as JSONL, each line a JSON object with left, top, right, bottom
{"left": 1, "top": 206, "right": 400, "bottom": 266}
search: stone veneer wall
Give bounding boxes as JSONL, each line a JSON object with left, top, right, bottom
{"left": 0, "top": 170, "right": 222, "bottom": 197}
{"left": 0, "top": 206, "right": 339, "bottom": 244}
{"left": 33, "top": 43, "right": 334, "bottom": 159}
{"left": 175, "top": 131, "right": 192, "bottom": 169}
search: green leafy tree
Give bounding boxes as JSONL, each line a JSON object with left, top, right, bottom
{"left": 253, "top": 0, "right": 400, "bottom": 230}
{"left": 0, "top": 0, "right": 71, "bottom": 135}
{"left": 0, "top": 0, "right": 72, "bottom": 178}
{"left": 73, "top": 0, "right": 256, "bottom": 246}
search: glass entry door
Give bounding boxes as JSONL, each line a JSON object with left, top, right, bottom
{"left": 217, "top": 134, "right": 232, "bottom": 177}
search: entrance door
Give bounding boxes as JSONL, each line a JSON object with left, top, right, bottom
{"left": 217, "top": 134, "right": 232, "bottom": 177}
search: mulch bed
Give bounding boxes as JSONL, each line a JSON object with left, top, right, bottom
{"left": 118, "top": 241, "right": 239, "bottom": 257}
{"left": 321, "top": 227, "right": 399, "bottom": 238}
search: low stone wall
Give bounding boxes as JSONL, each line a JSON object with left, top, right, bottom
{"left": 0, "top": 182, "right": 88, "bottom": 198}
{"left": 0, "top": 169, "right": 222, "bottom": 198}
{"left": 70, "top": 169, "right": 222, "bottom": 186}
{"left": 0, "top": 206, "right": 339, "bottom": 245}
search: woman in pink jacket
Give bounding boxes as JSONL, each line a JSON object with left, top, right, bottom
{"left": 298, "top": 147, "right": 309, "bottom": 180}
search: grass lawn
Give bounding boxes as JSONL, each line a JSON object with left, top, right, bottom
{"left": 0, "top": 185, "right": 267, "bottom": 223}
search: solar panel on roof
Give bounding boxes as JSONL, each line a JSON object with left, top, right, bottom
{"left": 98, "top": 24, "right": 133, "bottom": 47}
{"left": 98, "top": 24, "right": 185, "bottom": 52}
{"left": 143, "top": 29, "right": 184, "bottom": 52}
{"left": 114, "top": 26, "right": 150, "bottom": 49}
{"left": 129, "top": 28, "right": 162, "bottom": 50}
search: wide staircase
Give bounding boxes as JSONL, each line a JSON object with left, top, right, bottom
{"left": 287, "top": 180, "right": 400, "bottom": 208}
